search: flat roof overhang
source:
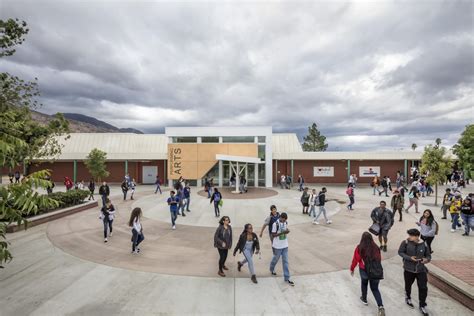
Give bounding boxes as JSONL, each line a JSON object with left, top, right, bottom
{"left": 216, "top": 154, "right": 264, "bottom": 164}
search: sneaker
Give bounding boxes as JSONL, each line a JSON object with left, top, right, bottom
{"left": 182, "top": 213, "right": 186, "bottom": 217}
{"left": 451, "top": 229, "right": 456, "bottom": 233}
{"left": 137, "top": 248, "right": 140, "bottom": 253}
{"left": 462, "top": 233, "right": 469, "bottom": 236}
{"left": 270, "top": 270, "right": 277, "bottom": 276}
{"left": 378, "top": 306, "right": 385, "bottom": 316}
{"left": 109, "top": 232, "right": 113, "bottom": 237}
{"left": 326, "top": 220, "right": 332, "bottom": 224}
{"left": 286, "top": 280, "right": 295, "bottom": 286}
{"left": 441, "top": 217, "right": 447, "bottom": 219}
{"left": 237, "top": 261, "right": 242, "bottom": 272}
{"left": 104, "top": 238, "right": 108, "bottom": 243}
{"left": 313, "top": 221, "right": 320, "bottom": 225}
{"left": 406, "top": 298, "right": 414, "bottom": 308}
{"left": 383, "top": 245, "right": 387, "bottom": 252}
{"left": 360, "top": 296, "right": 368, "bottom": 305}
{"left": 419, "top": 306, "right": 429, "bottom": 316}
{"left": 172, "top": 225, "right": 176, "bottom": 230}
{"left": 131, "top": 250, "right": 138, "bottom": 254}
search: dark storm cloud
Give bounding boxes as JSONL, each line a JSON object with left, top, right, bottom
{"left": 1, "top": 0, "right": 473, "bottom": 151}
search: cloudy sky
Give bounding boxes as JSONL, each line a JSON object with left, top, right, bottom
{"left": 1, "top": 0, "right": 473, "bottom": 150}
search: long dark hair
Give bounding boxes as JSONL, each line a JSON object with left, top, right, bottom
{"left": 219, "top": 216, "right": 230, "bottom": 225}
{"left": 241, "top": 223, "right": 252, "bottom": 235}
{"left": 359, "top": 232, "right": 379, "bottom": 261}
{"left": 420, "top": 209, "right": 434, "bottom": 226}
{"left": 128, "top": 207, "right": 142, "bottom": 227}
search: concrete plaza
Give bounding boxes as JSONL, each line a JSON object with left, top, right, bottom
{"left": 0, "top": 183, "right": 472, "bottom": 315}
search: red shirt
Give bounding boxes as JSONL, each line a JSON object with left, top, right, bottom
{"left": 350, "top": 245, "right": 382, "bottom": 272}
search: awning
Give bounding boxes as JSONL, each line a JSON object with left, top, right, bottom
{"left": 215, "top": 154, "right": 263, "bottom": 164}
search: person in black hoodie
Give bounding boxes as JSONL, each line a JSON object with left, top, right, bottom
{"left": 210, "top": 188, "right": 223, "bottom": 217}
{"left": 398, "top": 229, "right": 431, "bottom": 316}
{"left": 121, "top": 180, "right": 129, "bottom": 201}
{"left": 233, "top": 223, "right": 260, "bottom": 284}
{"left": 98, "top": 181, "right": 110, "bottom": 206}
{"left": 214, "top": 216, "right": 232, "bottom": 277}
{"left": 88, "top": 178, "right": 95, "bottom": 201}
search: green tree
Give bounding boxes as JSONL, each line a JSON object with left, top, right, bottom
{"left": 411, "top": 143, "right": 417, "bottom": 151}
{"left": 420, "top": 140, "right": 452, "bottom": 206}
{"left": 302, "top": 122, "right": 328, "bottom": 151}
{"left": 452, "top": 124, "right": 474, "bottom": 181}
{"left": 84, "top": 148, "right": 109, "bottom": 182}
{"left": 0, "top": 19, "right": 65, "bottom": 267}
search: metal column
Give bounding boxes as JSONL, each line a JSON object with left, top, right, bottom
{"left": 347, "top": 159, "right": 351, "bottom": 181}
{"left": 404, "top": 159, "right": 408, "bottom": 184}
{"left": 291, "top": 160, "right": 294, "bottom": 181}
{"left": 125, "top": 160, "right": 128, "bottom": 175}
{"left": 73, "top": 160, "right": 77, "bottom": 183}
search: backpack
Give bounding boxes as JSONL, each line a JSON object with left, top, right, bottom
{"left": 315, "top": 194, "right": 322, "bottom": 206}
{"left": 365, "top": 258, "right": 384, "bottom": 280}
{"left": 214, "top": 193, "right": 221, "bottom": 202}
{"left": 268, "top": 213, "right": 280, "bottom": 233}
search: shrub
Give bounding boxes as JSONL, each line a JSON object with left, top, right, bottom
{"left": 37, "top": 189, "right": 89, "bottom": 215}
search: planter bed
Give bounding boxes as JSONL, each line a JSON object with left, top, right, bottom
{"left": 6, "top": 200, "right": 98, "bottom": 233}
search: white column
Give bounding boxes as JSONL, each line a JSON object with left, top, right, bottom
{"left": 218, "top": 160, "right": 223, "bottom": 187}
{"left": 236, "top": 162, "right": 240, "bottom": 192}
{"left": 255, "top": 163, "right": 259, "bottom": 187}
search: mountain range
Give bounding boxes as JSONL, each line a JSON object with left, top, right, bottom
{"left": 31, "top": 110, "right": 143, "bottom": 134}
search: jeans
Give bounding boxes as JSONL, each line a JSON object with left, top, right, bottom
{"left": 348, "top": 196, "right": 355, "bottom": 209}
{"left": 186, "top": 197, "right": 190, "bottom": 211}
{"left": 461, "top": 213, "right": 474, "bottom": 234}
{"left": 270, "top": 247, "right": 290, "bottom": 281}
{"left": 241, "top": 241, "right": 255, "bottom": 276}
{"left": 441, "top": 205, "right": 449, "bottom": 218}
{"left": 88, "top": 190, "right": 95, "bottom": 200}
{"left": 299, "top": 183, "right": 304, "bottom": 191}
{"left": 214, "top": 201, "right": 220, "bottom": 217}
{"left": 395, "top": 208, "right": 403, "bottom": 221}
{"left": 450, "top": 213, "right": 461, "bottom": 229}
{"left": 155, "top": 184, "right": 162, "bottom": 194}
{"left": 123, "top": 190, "right": 128, "bottom": 200}
{"left": 131, "top": 229, "right": 144, "bottom": 252}
{"left": 207, "top": 188, "right": 211, "bottom": 198}
{"left": 103, "top": 218, "right": 113, "bottom": 238}
{"left": 178, "top": 203, "right": 185, "bottom": 215}
{"left": 218, "top": 248, "right": 228, "bottom": 272}
{"left": 315, "top": 206, "right": 328, "bottom": 222}
{"left": 404, "top": 271, "right": 428, "bottom": 307}
{"left": 359, "top": 268, "right": 383, "bottom": 307}
{"left": 170, "top": 210, "right": 177, "bottom": 226}
{"left": 101, "top": 194, "right": 107, "bottom": 206}
{"left": 309, "top": 205, "right": 316, "bottom": 217}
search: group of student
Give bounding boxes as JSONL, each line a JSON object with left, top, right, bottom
{"left": 213, "top": 205, "right": 295, "bottom": 286}
{"left": 120, "top": 173, "right": 137, "bottom": 200}
{"left": 300, "top": 187, "right": 332, "bottom": 224}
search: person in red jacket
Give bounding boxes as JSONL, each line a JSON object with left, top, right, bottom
{"left": 64, "top": 176, "right": 73, "bottom": 191}
{"left": 350, "top": 232, "right": 385, "bottom": 316}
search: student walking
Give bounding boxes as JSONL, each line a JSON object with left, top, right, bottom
{"left": 297, "top": 175, "right": 304, "bottom": 191}
{"left": 379, "top": 176, "right": 389, "bottom": 197}
{"left": 234, "top": 223, "right": 260, "bottom": 284}
{"left": 300, "top": 187, "right": 310, "bottom": 214}
{"left": 129, "top": 207, "right": 144, "bottom": 254}
{"left": 210, "top": 188, "right": 223, "bottom": 217}
{"left": 184, "top": 183, "right": 191, "bottom": 212}
{"left": 239, "top": 176, "right": 248, "bottom": 193}
{"left": 313, "top": 187, "right": 332, "bottom": 225}
{"left": 88, "top": 178, "right": 95, "bottom": 201}
{"left": 214, "top": 216, "right": 232, "bottom": 277}
{"left": 370, "top": 201, "right": 394, "bottom": 252}
{"left": 405, "top": 186, "right": 420, "bottom": 213}
{"left": 350, "top": 232, "right": 385, "bottom": 316}
{"left": 391, "top": 189, "right": 404, "bottom": 221}
{"left": 121, "top": 180, "right": 129, "bottom": 201}
{"left": 130, "top": 179, "right": 136, "bottom": 200}
{"left": 460, "top": 198, "right": 473, "bottom": 236}
{"left": 259, "top": 205, "right": 280, "bottom": 253}
{"left": 269, "top": 212, "right": 295, "bottom": 286}
{"left": 371, "top": 176, "right": 381, "bottom": 195}
{"left": 309, "top": 189, "right": 319, "bottom": 217}
{"left": 441, "top": 188, "right": 453, "bottom": 219}
{"left": 167, "top": 190, "right": 180, "bottom": 230}
{"left": 346, "top": 184, "right": 355, "bottom": 210}
{"left": 449, "top": 194, "right": 462, "bottom": 232}
{"left": 416, "top": 210, "right": 437, "bottom": 253}
{"left": 100, "top": 199, "right": 116, "bottom": 242}
{"left": 154, "top": 176, "right": 162, "bottom": 194}
{"left": 14, "top": 171, "right": 20, "bottom": 183}
{"left": 176, "top": 187, "right": 186, "bottom": 217}
{"left": 98, "top": 181, "right": 110, "bottom": 206}
{"left": 398, "top": 229, "right": 431, "bottom": 316}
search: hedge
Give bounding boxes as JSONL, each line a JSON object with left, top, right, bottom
{"left": 36, "top": 189, "right": 90, "bottom": 215}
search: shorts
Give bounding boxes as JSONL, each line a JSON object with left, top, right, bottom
{"left": 380, "top": 230, "right": 389, "bottom": 239}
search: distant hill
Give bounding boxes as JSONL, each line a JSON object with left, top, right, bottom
{"left": 31, "top": 110, "right": 143, "bottom": 134}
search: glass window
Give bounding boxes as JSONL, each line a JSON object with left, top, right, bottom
{"left": 258, "top": 145, "right": 265, "bottom": 160}
{"left": 247, "top": 164, "right": 255, "bottom": 186}
{"left": 257, "top": 136, "right": 266, "bottom": 143}
{"left": 258, "top": 164, "right": 265, "bottom": 187}
{"left": 222, "top": 136, "right": 255, "bottom": 143}
{"left": 172, "top": 137, "right": 197, "bottom": 143}
{"left": 201, "top": 137, "right": 220, "bottom": 143}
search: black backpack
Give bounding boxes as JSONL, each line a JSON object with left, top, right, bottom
{"left": 365, "top": 258, "right": 384, "bottom": 280}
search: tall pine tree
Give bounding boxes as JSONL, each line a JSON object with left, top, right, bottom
{"left": 302, "top": 123, "right": 328, "bottom": 151}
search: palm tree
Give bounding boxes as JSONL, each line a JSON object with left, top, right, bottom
{"left": 411, "top": 143, "right": 417, "bottom": 151}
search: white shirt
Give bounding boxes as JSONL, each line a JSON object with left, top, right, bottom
{"left": 272, "top": 220, "right": 289, "bottom": 249}
{"left": 133, "top": 217, "right": 142, "bottom": 232}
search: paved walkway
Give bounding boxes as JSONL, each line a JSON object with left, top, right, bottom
{"left": 0, "top": 183, "right": 472, "bottom": 315}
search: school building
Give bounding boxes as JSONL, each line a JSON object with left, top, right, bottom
{"left": 23, "top": 126, "right": 423, "bottom": 186}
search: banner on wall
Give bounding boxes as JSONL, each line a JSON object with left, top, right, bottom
{"left": 313, "top": 166, "right": 334, "bottom": 177}
{"left": 359, "top": 166, "right": 380, "bottom": 177}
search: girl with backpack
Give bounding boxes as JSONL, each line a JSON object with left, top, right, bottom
{"left": 346, "top": 183, "right": 355, "bottom": 210}
{"left": 405, "top": 186, "right": 419, "bottom": 213}
{"left": 129, "top": 207, "right": 144, "bottom": 254}
{"left": 416, "top": 209, "right": 437, "bottom": 253}
{"left": 233, "top": 223, "right": 260, "bottom": 284}
{"left": 100, "top": 198, "right": 116, "bottom": 243}
{"left": 210, "top": 188, "right": 223, "bottom": 217}
{"left": 350, "top": 232, "right": 385, "bottom": 316}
